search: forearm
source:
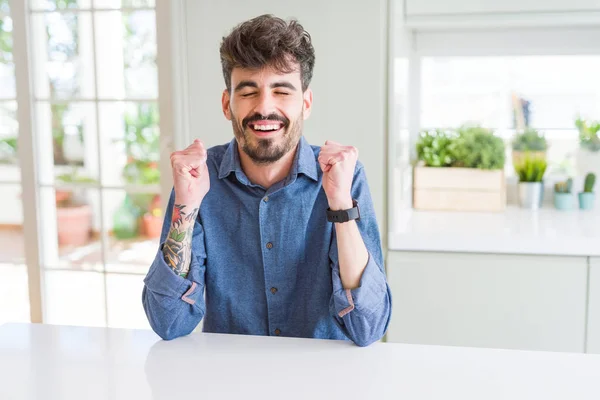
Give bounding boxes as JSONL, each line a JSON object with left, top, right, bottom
{"left": 143, "top": 242, "right": 207, "bottom": 340}
{"left": 330, "top": 199, "right": 369, "bottom": 289}
{"left": 162, "top": 198, "right": 200, "bottom": 278}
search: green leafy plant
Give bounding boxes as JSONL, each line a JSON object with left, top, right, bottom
{"left": 122, "top": 103, "right": 160, "bottom": 164}
{"left": 584, "top": 173, "right": 596, "bottom": 193}
{"left": 554, "top": 178, "right": 573, "bottom": 194}
{"left": 512, "top": 128, "right": 547, "bottom": 152}
{"left": 575, "top": 117, "right": 600, "bottom": 152}
{"left": 514, "top": 156, "right": 547, "bottom": 183}
{"left": 452, "top": 125, "right": 505, "bottom": 170}
{"left": 117, "top": 104, "right": 160, "bottom": 218}
{"left": 416, "top": 129, "right": 457, "bottom": 167}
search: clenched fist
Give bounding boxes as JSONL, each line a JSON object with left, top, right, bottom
{"left": 318, "top": 140, "right": 358, "bottom": 210}
{"left": 170, "top": 139, "right": 210, "bottom": 206}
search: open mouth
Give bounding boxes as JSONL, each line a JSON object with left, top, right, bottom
{"left": 248, "top": 121, "right": 285, "bottom": 136}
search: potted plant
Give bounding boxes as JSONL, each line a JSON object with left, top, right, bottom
{"left": 142, "top": 195, "right": 163, "bottom": 239}
{"left": 55, "top": 168, "right": 97, "bottom": 246}
{"left": 452, "top": 125, "right": 506, "bottom": 170}
{"left": 415, "top": 129, "right": 456, "bottom": 168}
{"left": 413, "top": 125, "right": 506, "bottom": 212}
{"left": 514, "top": 155, "right": 547, "bottom": 210}
{"left": 511, "top": 128, "right": 547, "bottom": 166}
{"left": 116, "top": 104, "right": 161, "bottom": 238}
{"left": 554, "top": 178, "right": 574, "bottom": 211}
{"left": 142, "top": 194, "right": 163, "bottom": 238}
{"left": 578, "top": 173, "right": 596, "bottom": 210}
{"left": 575, "top": 117, "right": 600, "bottom": 178}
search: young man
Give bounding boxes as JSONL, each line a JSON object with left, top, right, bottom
{"left": 142, "top": 14, "right": 391, "bottom": 347}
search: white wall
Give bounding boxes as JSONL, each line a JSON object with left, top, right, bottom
{"left": 177, "top": 0, "right": 389, "bottom": 237}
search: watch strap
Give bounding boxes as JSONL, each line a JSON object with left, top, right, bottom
{"left": 326, "top": 200, "right": 360, "bottom": 223}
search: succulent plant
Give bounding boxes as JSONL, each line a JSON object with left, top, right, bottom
{"left": 584, "top": 173, "right": 596, "bottom": 193}
{"left": 554, "top": 178, "right": 573, "bottom": 194}
{"left": 575, "top": 117, "right": 600, "bottom": 152}
{"left": 514, "top": 156, "right": 547, "bottom": 183}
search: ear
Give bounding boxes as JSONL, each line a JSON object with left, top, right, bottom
{"left": 302, "top": 88, "right": 313, "bottom": 120}
{"left": 222, "top": 89, "right": 232, "bottom": 120}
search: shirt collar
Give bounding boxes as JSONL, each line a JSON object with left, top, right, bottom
{"left": 218, "top": 136, "right": 318, "bottom": 182}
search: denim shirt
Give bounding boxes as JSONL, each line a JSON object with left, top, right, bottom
{"left": 142, "top": 136, "right": 392, "bottom": 347}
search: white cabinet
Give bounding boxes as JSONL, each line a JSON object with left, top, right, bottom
{"left": 406, "top": 0, "right": 600, "bottom": 16}
{"left": 386, "top": 251, "right": 588, "bottom": 353}
{"left": 588, "top": 258, "right": 600, "bottom": 354}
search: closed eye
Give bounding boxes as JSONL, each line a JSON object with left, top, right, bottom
{"left": 241, "top": 92, "right": 257, "bottom": 98}
{"left": 275, "top": 92, "right": 290, "bottom": 96}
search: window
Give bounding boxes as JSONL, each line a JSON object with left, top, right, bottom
{"left": 0, "top": 0, "right": 30, "bottom": 325}
{"left": 420, "top": 55, "right": 600, "bottom": 174}
{"left": 389, "top": 27, "right": 600, "bottom": 230}
{"left": 3, "top": 0, "right": 163, "bottom": 329}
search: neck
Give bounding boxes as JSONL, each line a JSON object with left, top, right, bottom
{"left": 238, "top": 142, "right": 299, "bottom": 189}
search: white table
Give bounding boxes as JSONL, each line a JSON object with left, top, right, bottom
{"left": 1, "top": 323, "right": 599, "bottom": 399}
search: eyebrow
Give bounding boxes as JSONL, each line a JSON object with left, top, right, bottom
{"left": 270, "top": 81, "right": 297, "bottom": 91}
{"left": 234, "top": 80, "right": 297, "bottom": 92}
{"left": 234, "top": 81, "right": 258, "bottom": 92}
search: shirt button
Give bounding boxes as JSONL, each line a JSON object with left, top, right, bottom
{"left": 266, "top": 242, "right": 273, "bottom": 249}
{"left": 270, "top": 287, "right": 278, "bottom": 294}
{"left": 274, "top": 329, "right": 281, "bottom": 336}
{"left": 263, "top": 196, "right": 269, "bottom": 202}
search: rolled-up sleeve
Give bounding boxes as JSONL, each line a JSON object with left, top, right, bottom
{"left": 329, "top": 164, "right": 392, "bottom": 347}
{"left": 142, "top": 188, "right": 207, "bottom": 340}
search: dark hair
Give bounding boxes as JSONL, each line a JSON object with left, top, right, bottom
{"left": 219, "top": 14, "right": 315, "bottom": 92}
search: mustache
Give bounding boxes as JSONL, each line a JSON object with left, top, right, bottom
{"left": 243, "top": 113, "right": 289, "bottom": 129}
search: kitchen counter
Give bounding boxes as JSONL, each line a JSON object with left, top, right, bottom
{"left": 1, "top": 323, "right": 600, "bottom": 399}
{"left": 389, "top": 206, "right": 600, "bottom": 256}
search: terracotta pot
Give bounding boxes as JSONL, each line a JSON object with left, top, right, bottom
{"left": 57, "top": 204, "right": 92, "bottom": 246}
{"left": 149, "top": 194, "right": 161, "bottom": 210}
{"left": 142, "top": 214, "right": 163, "bottom": 238}
{"left": 512, "top": 150, "right": 546, "bottom": 167}
{"left": 55, "top": 190, "right": 71, "bottom": 204}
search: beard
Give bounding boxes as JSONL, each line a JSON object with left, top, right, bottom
{"left": 230, "top": 108, "right": 303, "bottom": 165}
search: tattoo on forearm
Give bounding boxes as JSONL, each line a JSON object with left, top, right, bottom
{"left": 163, "top": 204, "right": 199, "bottom": 278}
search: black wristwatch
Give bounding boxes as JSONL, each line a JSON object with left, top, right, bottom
{"left": 326, "top": 200, "right": 360, "bottom": 223}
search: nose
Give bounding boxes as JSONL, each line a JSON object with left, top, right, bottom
{"left": 253, "top": 91, "right": 277, "bottom": 117}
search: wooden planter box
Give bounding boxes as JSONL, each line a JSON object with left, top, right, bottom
{"left": 413, "top": 165, "right": 506, "bottom": 212}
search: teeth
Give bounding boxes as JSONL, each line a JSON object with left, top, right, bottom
{"left": 253, "top": 124, "right": 280, "bottom": 131}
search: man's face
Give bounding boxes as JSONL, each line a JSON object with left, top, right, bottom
{"left": 222, "top": 64, "right": 313, "bottom": 165}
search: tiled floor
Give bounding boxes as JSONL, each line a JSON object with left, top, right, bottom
{"left": 0, "top": 227, "right": 156, "bottom": 330}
